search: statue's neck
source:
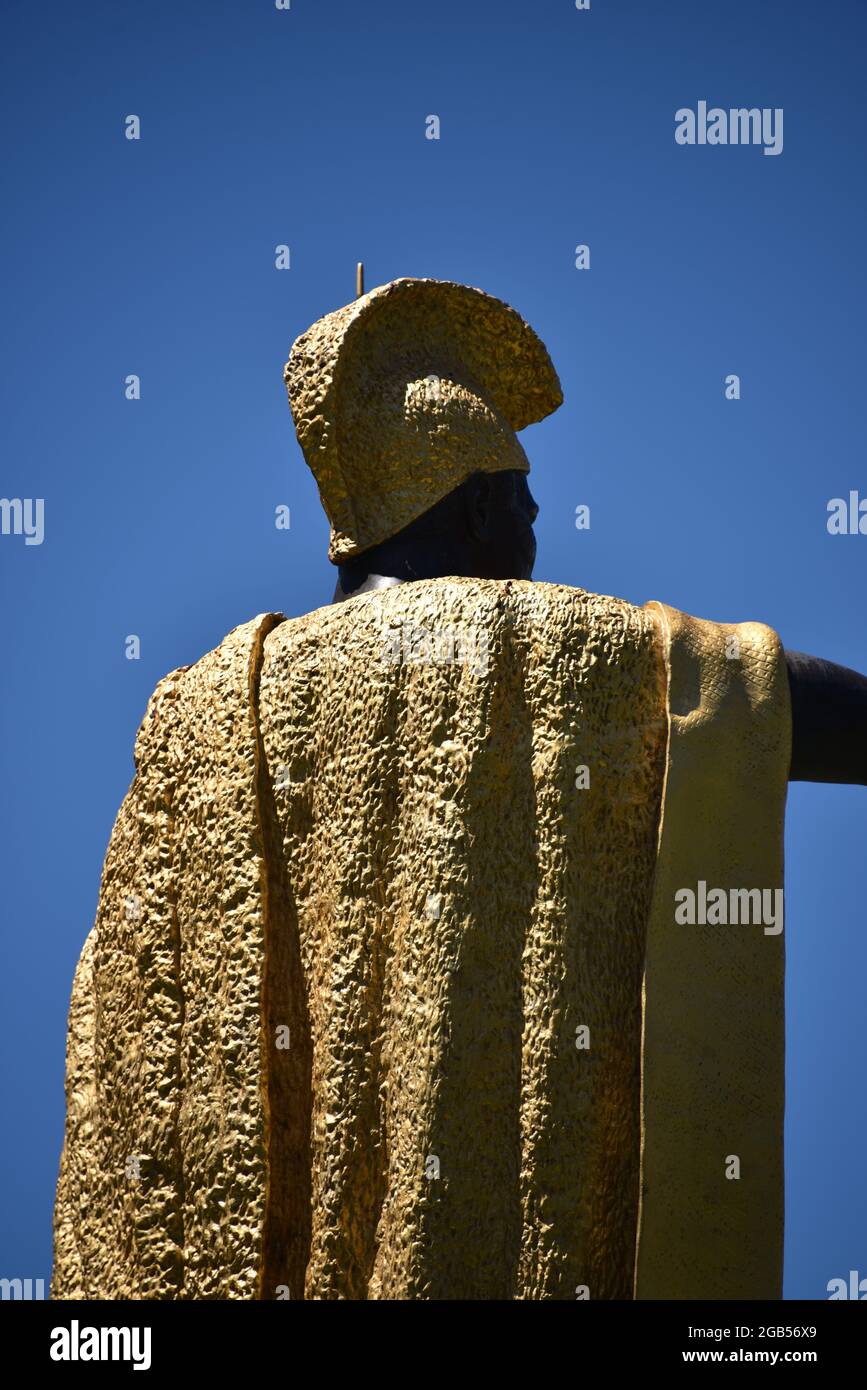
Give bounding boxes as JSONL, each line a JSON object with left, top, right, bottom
{"left": 332, "top": 573, "right": 406, "bottom": 604}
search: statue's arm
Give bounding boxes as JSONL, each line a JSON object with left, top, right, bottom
{"left": 785, "top": 649, "right": 867, "bottom": 784}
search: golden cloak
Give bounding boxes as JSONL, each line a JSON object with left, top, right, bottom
{"left": 52, "top": 579, "right": 790, "bottom": 1300}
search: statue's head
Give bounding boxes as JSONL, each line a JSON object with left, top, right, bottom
{"left": 331, "top": 466, "right": 539, "bottom": 587}
{"left": 284, "top": 277, "right": 561, "bottom": 590}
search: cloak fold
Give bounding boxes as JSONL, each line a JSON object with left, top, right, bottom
{"left": 52, "top": 581, "right": 790, "bottom": 1300}
{"left": 635, "top": 603, "right": 790, "bottom": 1299}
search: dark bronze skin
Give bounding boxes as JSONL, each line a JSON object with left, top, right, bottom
{"left": 333, "top": 469, "right": 867, "bottom": 785}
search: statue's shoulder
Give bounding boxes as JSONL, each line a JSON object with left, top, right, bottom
{"left": 259, "top": 581, "right": 660, "bottom": 679}
{"left": 133, "top": 612, "right": 285, "bottom": 767}
{"left": 262, "top": 579, "right": 659, "bottom": 633}
{"left": 497, "top": 579, "right": 659, "bottom": 643}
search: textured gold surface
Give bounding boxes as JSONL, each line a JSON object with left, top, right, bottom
{"left": 52, "top": 582, "right": 790, "bottom": 1299}
{"left": 634, "top": 604, "right": 790, "bottom": 1299}
{"left": 283, "top": 279, "right": 563, "bottom": 561}
{"left": 52, "top": 614, "right": 282, "bottom": 1298}
{"left": 53, "top": 580, "right": 665, "bottom": 1299}
{"left": 259, "top": 580, "right": 666, "bottom": 1298}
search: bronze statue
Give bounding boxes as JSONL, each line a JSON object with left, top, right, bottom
{"left": 52, "top": 277, "right": 865, "bottom": 1301}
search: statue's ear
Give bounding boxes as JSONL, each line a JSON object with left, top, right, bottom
{"left": 463, "top": 472, "right": 493, "bottom": 544}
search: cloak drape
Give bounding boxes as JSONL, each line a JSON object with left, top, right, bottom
{"left": 52, "top": 579, "right": 789, "bottom": 1299}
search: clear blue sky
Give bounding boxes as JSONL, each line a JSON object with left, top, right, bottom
{"left": 1, "top": 0, "right": 865, "bottom": 1299}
